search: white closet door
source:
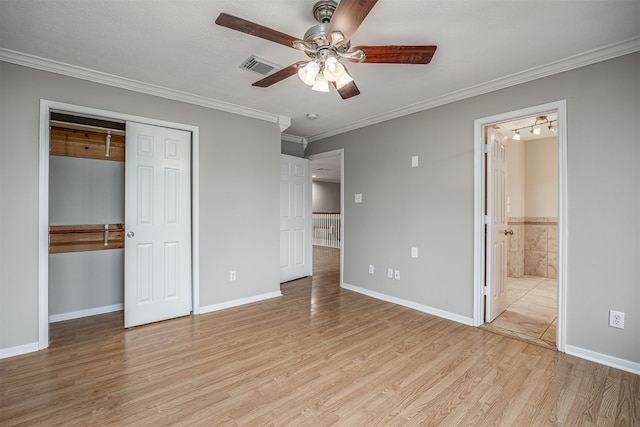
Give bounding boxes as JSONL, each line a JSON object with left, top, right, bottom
{"left": 280, "top": 154, "right": 312, "bottom": 282}
{"left": 124, "top": 122, "right": 192, "bottom": 328}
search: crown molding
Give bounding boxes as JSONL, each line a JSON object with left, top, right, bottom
{"left": 2, "top": 36, "right": 638, "bottom": 143}
{"left": 0, "top": 48, "right": 290, "bottom": 129}
{"left": 304, "top": 36, "right": 640, "bottom": 142}
{"left": 281, "top": 133, "right": 308, "bottom": 149}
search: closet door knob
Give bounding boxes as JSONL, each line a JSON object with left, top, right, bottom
{"left": 503, "top": 229, "right": 513, "bottom": 236}
{"left": 127, "top": 231, "right": 135, "bottom": 238}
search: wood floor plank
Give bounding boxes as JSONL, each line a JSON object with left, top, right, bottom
{"left": 1, "top": 247, "right": 638, "bottom": 425}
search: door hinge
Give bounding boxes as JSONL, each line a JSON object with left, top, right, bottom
{"left": 484, "top": 215, "right": 489, "bottom": 225}
{"left": 484, "top": 143, "right": 490, "bottom": 154}
{"left": 483, "top": 286, "right": 489, "bottom": 296}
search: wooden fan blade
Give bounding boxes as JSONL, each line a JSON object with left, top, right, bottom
{"left": 332, "top": 79, "right": 360, "bottom": 99}
{"left": 348, "top": 45, "right": 437, "bottom": 64}
{"left": 325, "top": 0, "right": 379, "bottom": 44}
{"left": 215, "top": 13, "right": 298, "bottom": 49}
{"left": 252, "top": 62, "right": 306, "bottom": 87}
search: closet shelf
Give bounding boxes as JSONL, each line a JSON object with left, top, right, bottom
{"left": 49, "top": 224, "right": 125, "bottom": 254}
{"left": 50, "top": 121, "right": 125, "bottom": 162}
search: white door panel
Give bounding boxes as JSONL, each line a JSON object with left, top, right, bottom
{"left": 280, "top": 155, "right": 311, "bottom": 282}
{"left": 486, "top": 128, "right": 509, "bottom": 322}
{"left": 125, "top": 122, "right": 192, "bottom": 328}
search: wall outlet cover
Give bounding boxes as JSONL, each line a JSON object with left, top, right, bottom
{"left": 609, "top": 310, "right": 625, "bottom": 329}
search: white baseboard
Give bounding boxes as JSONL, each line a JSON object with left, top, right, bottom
{"left": 0, "top": 342, "right": 39, "bottom": 359}
{"left": 199, "top": 291, "right": 282, "bottom": 314}
{"left": 342, "top": 282, "right": 475, "bottom": 326}
{"left": 565, "top": 345, "right": 640, "bottom": 375}
{"left": 49, "top": 303, "right": 123, "bottom": 323}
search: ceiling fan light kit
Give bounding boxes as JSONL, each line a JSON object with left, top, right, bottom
{"left": 215, "top": 0, "right": 437, "bottom": 99}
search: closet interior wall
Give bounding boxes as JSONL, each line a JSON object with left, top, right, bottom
{"left": 48, "top": 113, "right": 126, "bottom": 321}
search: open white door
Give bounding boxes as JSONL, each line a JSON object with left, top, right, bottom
{"left": 280, "top": 154, "right": 312, "bottom": 282}
{"left": 486, "top": 128, "right": 509, "bottom": 322}
{"left": 124, "top": 122, "right": 192, "bottom": 328}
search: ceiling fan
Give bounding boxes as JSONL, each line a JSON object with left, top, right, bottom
{"left": 215, "top": 0, "right": 437, "bottom": 99}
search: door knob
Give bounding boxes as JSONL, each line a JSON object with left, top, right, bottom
{"left": 504, "top": 229, "right": 513, "bottom": 236}
{"left": 127, "top": 231, "right": 135, "bottom": 238}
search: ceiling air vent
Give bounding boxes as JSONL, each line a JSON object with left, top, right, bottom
{"left": 239, "top": 55, "right": 281, "bottom": 75}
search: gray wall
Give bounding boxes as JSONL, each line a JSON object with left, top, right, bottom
{"left": 312, "top": 181, "right": 341, "bottom": 212}
{"left": 306, "top": 53, "right": 640, "bottom": 365}
{"left": 0, "top": 62, "right": 282, "bottom": 350}
{"left": 281, "top": 139, "right": 305, "bottom": 158}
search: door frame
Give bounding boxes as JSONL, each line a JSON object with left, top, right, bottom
{"left": 38, "top": 99, "right": 200, "bottom": 349}
{"left": 473, "top": 100, "right": 567, "bottom": 352}
{"left": 307, "top": 149, "right": 345, "bottom": 288}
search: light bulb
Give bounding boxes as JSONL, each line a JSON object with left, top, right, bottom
{"left": 298, "top": 61, "right": 319, "bottom": 86}
{"left": 311, "top": 74, "right": 330, "bottom": 92}
{"left": 335, "top": 71, "right": 353, "bottom": 90}
{"left": 513, "top": 131, "right": 521, "bottom": 140}
{"left": 532, "top": 127, "right": 541, "bottom": 135}
{"left": 323, "top": 56, "right": 346, "bottom": 82}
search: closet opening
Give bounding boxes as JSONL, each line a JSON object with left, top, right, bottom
{"left": 39, "top": 100, "right": 200, "bottom": 350}
{"left": 48, "top": 111, "right": 127, "bottom": 324}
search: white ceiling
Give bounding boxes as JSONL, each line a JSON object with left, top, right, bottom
{"left": 1, "top": 1, "right": 638, "bottom": 142}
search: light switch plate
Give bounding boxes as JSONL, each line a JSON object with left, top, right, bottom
{"left": 354, "top": 193, "right": 363, "bottom": 203}
{"left": 411, "top": 156, "right": 419, "bottom": 167}
{"left": 411, "top": 247, "right": 418, "bottom": 258}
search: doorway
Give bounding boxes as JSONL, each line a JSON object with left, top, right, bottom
{"left": 483, "top": 114, "right": 558, "bottom": 349}
{"left": 473, "top": 101, "right": 567, "bottom": 352}
{"left": 38, "top": 100, "right": 200, "bottom": 349}
{"left": 308, "top": 149, "right": 344, "bottom": 287}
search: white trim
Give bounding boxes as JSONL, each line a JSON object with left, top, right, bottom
{"left": 307, "top": 149, "right": 345, "bottom": 288}
{"left": 0, "top": 342, "right": 40, "bottom": 360}
{"left": 38, "top": 101, "right": 50, "bottom": 350}
{"left": 282, "top": 133, "right": 309, "bottom": 150}
{"left": 199, "top": 291, "right": 282, "bottom": 314}
{"left": 39, "top": 100, "right": 201, "bottom": 351}
{"left": 1, "top": 49, "right": 289, "bottom": 129}
{"left": 473, "top": 100, "right": 568, "bottom": 353}
{"left": 305, "top": 37, "right": 639, "bottom": 142}
{"left": 3, "top": 38, "right": 636, "bottom": 144}
{"left": 343, "top": 283, "right": 475, "bottom": 326}
{"left": 191, "top": 127, "right": 201, "bottom": 315}
{"left": 49, "top": 304, "right": 123, "bottom": 323}
{"left": 565, "top": 345, "right": 640, "bottom": 375}
{"left": 277, "top": 116, "right": 291, "bottom": 133}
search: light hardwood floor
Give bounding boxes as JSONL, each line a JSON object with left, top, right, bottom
{"left": 1, "top": 247, "right": 638, "bottom": 426}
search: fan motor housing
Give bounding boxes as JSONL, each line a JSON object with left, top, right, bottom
{"left": 313, "top": 0, "right": 337, "bottom": 23}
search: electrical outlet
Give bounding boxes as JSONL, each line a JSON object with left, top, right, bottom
{"left": 230, "top": 271, "right": 237, "bottom": 281}
{"left": 394, "top": 270, "right": 400, "bottom": 280}
{"left": 609, "top": 310, "right": 625, "bottom": 329}
{"left": 368, "top": 265, "right": 374, "bottom": 274}
{"left": 387, "top": 268, "right": 393, "bottom": 279}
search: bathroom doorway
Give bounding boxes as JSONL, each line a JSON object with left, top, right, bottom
{"left": 484, "top": 113, "right": 558, "bottom": 349}
{"left": 474, "top": 101, "right": 567, "bottom": 352}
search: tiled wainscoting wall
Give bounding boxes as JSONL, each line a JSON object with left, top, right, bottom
{"left": 507, "top": 217, "right": 558, "bottom": 279}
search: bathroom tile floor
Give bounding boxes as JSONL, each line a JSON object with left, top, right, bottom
{"left": 481, "top": 275, "right": 557, "bottom": 350}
